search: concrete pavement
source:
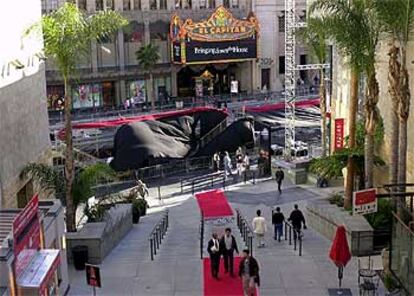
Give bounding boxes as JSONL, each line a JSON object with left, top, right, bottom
{"left": 68, "top": 178, "right": 384, "bottom": 296}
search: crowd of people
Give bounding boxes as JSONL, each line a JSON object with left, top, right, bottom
{"left": 213, "top": 147, "right": 250, "bottom": 178}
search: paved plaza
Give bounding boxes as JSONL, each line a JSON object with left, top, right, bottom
{"left": 68, "top": 178, "right": 385, "bottom": 296}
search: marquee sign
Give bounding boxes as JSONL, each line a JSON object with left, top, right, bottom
{"left": 170, "top": 6, "right": 259, "bottom": 64}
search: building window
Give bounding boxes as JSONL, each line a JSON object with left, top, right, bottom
{"left": 133, "top": 0, "right": 141, "bottom": 10}
{"left": 175, "top": 0, "right": 191, "bottom": 9}
{"left": 200, "top": 0, "right": 215, "bottom": 9}
{"left": 223, "top": 0, "right": 238, "bottom": 8}
{"left": 160, "top": 0, "right": 167, "bottom": 9}
{"left": 72, "top": 83, "right": 103, "bottom": 109}
{"left": 123, "top": 0, "right": 131, "bottom": 10}
{"left": 96, "top": 0, "right": 114, "bottom": 10}
{"left": 41, "top": 0, "right": 59, "bottom": 13}
{"left": 278, "top": 13, "right": 285, "bottom": 33}
{"left": 78, "top": 0, "right": 87, "bottom": 10}
{"left": 279, "top": 56, "right": 285, "bottom": 74}
{"left": 150, "top": 0, "right": 157, "bottom": 9}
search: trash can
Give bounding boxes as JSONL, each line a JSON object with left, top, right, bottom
{"left": 72, "top": 245, "right": 88, "bottom": 270}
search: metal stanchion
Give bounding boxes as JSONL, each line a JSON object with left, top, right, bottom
{"left": 299, "top": 234, "right": 302, "bottom": 256}
{"left": 150, "top": 238, "right": 154, "bottom": 261}
{"left": 289, "top": 225, "right": 292, "bottom": 245}
{"left": 181, "top": 179, "right": 183, "bottom": 193}
{"left": 192, "top": 181, "right": 195, "bottom": 195}
{"left": 285, "top": 223, "right": 288, "bottom": 241}
{"left": 293, "top": 229, "right": 297, "bottom": 251}
{"left": 153, "top": 233, "right": 157, "bottom": 255}
{"left": 249, "top": 235, "right": 253, "bottom": 256}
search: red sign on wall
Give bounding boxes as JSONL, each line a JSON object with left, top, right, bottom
{"left": 353, "top": 189, "right": 377, "bottom": 215}
{"left": 13, "top": 194, "right": 41, "bottom": 276}
{"left": 334, "top": 118, "right": 345, "bottom": 150}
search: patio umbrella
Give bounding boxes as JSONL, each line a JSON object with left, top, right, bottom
{"left": 329, "top": 225, "right": 351, "bottom": 290}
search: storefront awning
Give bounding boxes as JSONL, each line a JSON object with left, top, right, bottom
{"left": 17, "top": 249, "right": 60, "bottom": 290}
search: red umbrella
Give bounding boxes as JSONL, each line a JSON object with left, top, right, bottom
{"left": 329, "top": 225, "right": 351, "bottom": 290}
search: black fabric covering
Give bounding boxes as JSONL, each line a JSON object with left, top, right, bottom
{"left": 111, "top": 117, "right": 193, "bottom": 171}
{"left": 194, "top": 118, "right": 255, "bottom": 156}
{"left": 110, "top": 109, "right": 229, "bottom": 171}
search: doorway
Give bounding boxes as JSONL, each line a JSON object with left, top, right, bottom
{"left": 261, "top": 68, "right": 270, "bottom": 91}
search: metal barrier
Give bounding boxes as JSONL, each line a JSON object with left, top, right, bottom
{"left": 284, "top": 220, "right": 303, "bottom": 256}
{"left": 180, "top": 172, "right": 226, "bottom": 195}
{"left": 235, "top": 209, "right": 254, "bottom": 255}
{"left": 200, "top": 211, "right": 204, "bottom": 259}
{"left": 149, "top": 210, "right": 169, "bottom": 261}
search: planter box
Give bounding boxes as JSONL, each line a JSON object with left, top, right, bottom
{"left": 67, "top": 204, "right": 132, "bottom": 264}
{"left": 306, "top": 199, "right": 374, "bottom": 256}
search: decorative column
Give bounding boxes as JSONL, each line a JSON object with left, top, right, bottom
{"left": 118, "top": 30, "right": 125, "bottom": 71}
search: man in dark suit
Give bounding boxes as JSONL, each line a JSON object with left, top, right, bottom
{"left": 219, "top": 228, "right": 239, "bottom": 276}
{"left": 207, "top": 233, "right": 221, "bottom": 279}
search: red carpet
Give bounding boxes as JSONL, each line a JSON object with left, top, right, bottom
{"left": 203, "top": 257, "right": 258, "bottom": 296}
{"left": 195, "top": 189, "right": 233, "bottom": 219}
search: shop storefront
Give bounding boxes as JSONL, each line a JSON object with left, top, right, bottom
{"left": 72, "top": 82, "right": 115, "bottom": 109}
{"left": 170, "top": 6, "right": 259, "bottom": 97}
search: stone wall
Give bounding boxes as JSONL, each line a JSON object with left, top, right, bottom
{"left": 0, "top": 0, "right": 51, "bottom": 209}
{"left": 66, "top": 204, "right": 133, "bottom": 264}
{"left": 306, "top": 199, "right": 374, "bottom": 256}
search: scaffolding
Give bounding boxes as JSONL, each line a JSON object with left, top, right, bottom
{"left": 284, "top": 0, "right": 329, "bottom": 160}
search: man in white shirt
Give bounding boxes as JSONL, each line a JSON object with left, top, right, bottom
{"left": 207, "top": 233, "right": 221, "bottom": 279}
{"left": 252, "top": 210, "right": 267, "bottom": 248}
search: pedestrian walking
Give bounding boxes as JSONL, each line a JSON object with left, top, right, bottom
{"left": 272, "top": 207, "right": 285, "bottom": 241}
{"left": 238, "top": 249, "right": 260, "bottom": 296}
{"left": 207, "top": 233, "right": 221, "bottom": 279}
{"left": 219, "top": 228, "right": 239, "bottom": 276}
{"left": 224, "top": 151, "right": 233, "bottom": 177}
{"left": 288, "top": 204, "right": 307, "bottom": 240}
{"left": 252, "top": 210, "right": 267, "bottom": 247}
{"left": 213, "top": 152, "right": 220, "bottom": 172}
{"left": 275, "top": 167, "right": 285, "bottom": 194}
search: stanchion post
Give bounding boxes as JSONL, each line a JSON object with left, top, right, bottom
{"left": 289, "top": 225, "right": 292, "bottom": 245}
{"left": 244, "top": 170, "right": 247, "bottom": 184}
{"left": 150, "top": 238, "right": 154, "bottom": 261}
{"left": 181, "top": 178, "right": 183, "bottom": 193}
{"left": 299, "top": 234, "right": 302, "bottom": 256}
{"left": 253, "top": 171, "right": 256, "bottom": 184}
{"left": 192, "top": 181, "right": 195, "bottom": 195}
{"left": 249, "top": 235, "right": 253, "bottom": 256}
{"left": 293, "top": 229, "right": 297, "bottom": 251}
{"left": 285, "top": 222, "right": 288, "bottom": 241}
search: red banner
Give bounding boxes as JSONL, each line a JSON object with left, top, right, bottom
{"left": 334, "top": 118, "right": 345, "bottom": 150}
{"left": 13, "top": 194, "right": 41, "bottom": 276}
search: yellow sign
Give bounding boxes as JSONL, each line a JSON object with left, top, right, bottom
{"left": 170, "top": 6, "right": 259, "bottom": 42}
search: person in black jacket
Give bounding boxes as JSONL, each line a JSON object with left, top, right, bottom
{"left": 272, "top": 207, "right": 285, "bottom": 241}
{"left": 219, "top": 228, "right": 239, "bottom": 276}
{"left": 238, "top": 249, "right": 259, "bottom": 296}
{"left": 207, "top": 233, "right": 221, "bottom": 279}
{"left": 275, "top": 167, "right": 285, "bottom": 194}
{"left": 288, "top": 204, "right": 307, "bottom": 240}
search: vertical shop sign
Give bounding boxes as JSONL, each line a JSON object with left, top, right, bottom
{"left": 334, "top": 118, "right": 345, "bottom": 150}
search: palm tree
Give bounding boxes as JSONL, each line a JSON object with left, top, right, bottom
{"left": 136, "top": 43, "right": 160, "bottom": 110}
{"left": 22, "top": 163, "right": 117, "bottom": 219}
{"left": 362, "top": 5, "right": 381, "bottom": 189}
{"left": 298, "top": 17, "right": 329, "bottom": 157}
{"left": 310, "top": 0, "right": 377, "bottom": 208}
{"left": 25, "top": 3, "right": 127, "bottom": 232}
{"left": 375, "top": 0, "right": 414, "bottom": 186}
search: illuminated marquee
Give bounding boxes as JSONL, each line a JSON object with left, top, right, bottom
{"left": 170, "top": 6, "right": 260, "bottom": 64}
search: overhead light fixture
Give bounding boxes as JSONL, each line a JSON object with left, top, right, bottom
{"left": 9, "top": 59, "right": 25, "bottom": 69}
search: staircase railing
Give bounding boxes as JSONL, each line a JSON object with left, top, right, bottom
{"left": 199, "top": 119, "right": 227, "bottom": 149}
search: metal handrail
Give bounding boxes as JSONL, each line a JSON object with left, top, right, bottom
{"left": 148, "top": 210, "right": 169, "bottom": 261}
{"left": 199, "top": 119, "right": 227, "bottom": 148}
{"left": 235, "top": 209, "right": 254, "bottom": 255}
{"left": 284, "top": 219, "right": 303, "bottom": 256}
{"left": 200, "top": 211, "right": 204, "bottom": 259}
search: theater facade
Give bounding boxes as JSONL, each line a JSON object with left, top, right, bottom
{"left": 170, "top": 6, "right": 260, "bottom": 97}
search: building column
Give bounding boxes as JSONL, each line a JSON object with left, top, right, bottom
{"left": 171, "top": 67, "right": 178, "bottom": 97}
{"left": 120, "top": 79, "right": 127, "bottom": 102}
{"left": 192, "top": 0, "right": 199, "bottom": 9}
{"left": 91, "top": 41, "right": 98, "bottom": 72}
{"left": 251, "top": 60, "right": 258, "bottom": 93}
{"left": 144, "top": 20, "right": 150, "bottom": 44}
{"left": 87, "top": 0, "right": 95, "bottom": 12}
{"left": 114, "top": 0, "right": 123, "bottom": 10}
{"left": 216, "top": 0, "right": 223, "bottom": 7}
{"left": 118, "top": 30, "right": 125, "bottom": 71}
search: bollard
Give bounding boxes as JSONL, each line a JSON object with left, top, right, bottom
{"left": 293, "top": 229, "right": 297, "bottom": 251}
{"left": 157, "top": 226, "right": 162, "bottom": 245}
{"left": 248, "top": 235, "right": 253, "bottom": 256}
{"left": 285, "top": 223, "right": 288, "bottom": 241}
{"left": 158, "top": 185, "right": 161, "bottom": 200}
{"left": 289, "top": 226, "right": 292, "bottom": 245}
{"left": 150, "top": 238, "right": 154, "bottom": 261}
{"left": 244, "top": 170, "right": 247, "bottom": 184}
{"left": 299, "top": 234, "right": 302, "bottom": 256}
{"left": 153, "top": 233, "right": 157, "bottom": 255}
